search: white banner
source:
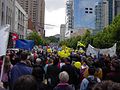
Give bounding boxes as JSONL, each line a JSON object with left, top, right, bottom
{"left": 100, "top": 43, "right": 116, "bottom": 57}
{"left": 0, "top": 25, "right": 10, "bottom": 56}
{"left": 86, "top": 43, "right": 116, "bottom": 57}
{"left": 86, "top": 44, "right": 99, "bottom": 58}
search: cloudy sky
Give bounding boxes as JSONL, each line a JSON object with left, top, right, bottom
{"left": 45, "top": 0, "right": 65, "bottom": 37}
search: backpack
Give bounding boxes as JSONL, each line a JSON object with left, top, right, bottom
{"left": 86, "top": 77, "right": 98, "bottom": 90}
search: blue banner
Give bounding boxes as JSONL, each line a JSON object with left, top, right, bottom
{"left": 15, "top": 39, "right": 34, "bottom": 50}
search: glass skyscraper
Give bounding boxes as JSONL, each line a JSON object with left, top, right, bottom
{"left": 73, "top": 0, "right": 101, "bottom": 29}
{"left": 108, "top": 0, "right": 114, "bottom": 24}
{"left": 95, "top": 0, "right": 109, "bottom": 33}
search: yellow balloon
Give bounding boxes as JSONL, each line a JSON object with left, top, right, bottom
{"left": 47, "top": 49, "right": 52, "bottom": 53}
{"left": 74, "top": 62, "right": 81, "bottom": 69}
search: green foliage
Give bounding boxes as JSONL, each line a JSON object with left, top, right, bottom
{"left": 92, "top": 14, "right": 120, "bottom": 51}
{"left": 27, "top": 32, "right": 43, "bottom": 45}
{"left": 45, "top": 36, "right": 59, "bottom": 43}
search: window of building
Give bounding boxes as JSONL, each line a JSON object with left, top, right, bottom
{"left": 71, "top": 31, "right": 73, "bottom": 33}
{"left": 89, "top": 11, "right": 93, "bottom": 13}
{"left": 103, "top": 2, "right": 106, "bottom": 4}
{"left": 1, "top": 2, "right": 4, "bottom": 25}
{"left": 89, "top": 8, "right": 93, "bottom": 10}
{"left": 85, "top": 8, "right": 88, "bottom": 10}
{"left": 85, "top": 11, "right": 88, "bottom": 13}
{"left": 6, "top": 7, "right": 8, "bottom": 24}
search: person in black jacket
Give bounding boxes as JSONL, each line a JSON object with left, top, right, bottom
{"left": 61, "top": 58, "right": 77, "bottom": 87}
{"left": 46, "top": 56, "right": 60, "bottom": 89}
{"left": 32, "top": 65, "right": 47, "bottom": 90}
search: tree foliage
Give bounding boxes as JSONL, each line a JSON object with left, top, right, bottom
{"left": 45, "top": 36, "right": 59, "bottom": 43}
{"left": 27, "top": 32, "right": 43, "bottom": 45}
{"left": 92, "top": 14, "right": 120, "bottom": 50}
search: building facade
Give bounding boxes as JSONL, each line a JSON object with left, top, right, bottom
{"left": 0, "top": 0, "right": 15, "bottom": 47}
{"left": 65, "top": 0, "right": 73, "bottom": 38}
{"left": 14, "top": 1, "right": 28, "bottom": 39}
{"left": 16, "top": 0, "right": 45, "bottom": 37}
{"left": 0, "top": 0, "right": 14, "bottom": 31}
{"left": 73, "top": 0, "right": 102, "bottom": 29}
{"left": 60, "top": 24, "right": 66, "bottom": 41}
{"left": 95, "top": 0, "right": 109, "bottom": 34}
{"left": 114, "top": 0, "right": 120, "bottom": 16}
{"left": 107, "top": 0, "right": 120, "bottom": 24}
{"left": 108, "top": 0, "right": 115, "bottom": 24}
{"left": 65, "top": 0, "right": 102, "bottom": 38}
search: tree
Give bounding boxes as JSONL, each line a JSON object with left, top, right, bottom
{"left": 27, "top": 32, "right": 43, "bottom": 45}
{"left": 45, "top": 36, "right": 59, "bottom": 43}
{"left": 92, "top": 14, "right": 120, "bottom": 51}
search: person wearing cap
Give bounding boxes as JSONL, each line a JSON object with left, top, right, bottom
{"left": 53, "top": 71, "right": 75, "bottom": 90}
{"left": 73, "top": 61, "right": 81, "bottom": 89}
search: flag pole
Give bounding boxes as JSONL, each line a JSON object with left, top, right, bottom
{"left": 0, "top": 56, "right": 5, "bottom": 81}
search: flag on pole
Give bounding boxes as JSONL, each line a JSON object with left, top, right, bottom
{"left": 77, "top": 41, "right": 85, "bottom": 47}
{"left": 15, "top": 39, "right": 34, "bottom": 50}
{"left": 0, "top": 25, "right": 10, "bottom": 56}
{"left": 12, "top": 33, "right": 19, "bottom": 41}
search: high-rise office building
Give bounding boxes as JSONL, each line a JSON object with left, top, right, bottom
{"left": 73, "top": 0, "right": 101, "bottom": 29}
{"left": 17, "top": 0, "right": 45, "bottom": 37}
{"left": 65, "top": 0, "right": 73, "bottom": 31}
{"left": 108, "top": 0, "right": 120, "bottom": 24}
{"left": 60, "top": 24, "right": 66, "bottom": 41}
{"left": 65, "top": 0, "right": 104, "bottom": 38}
{"left": 14, "top": 1, "right": 28, "bottom": 39}
{"left": 0, "top": 0, "right": 14, "bottom": 31}
{"left": 65, "top": 0, "right": 73, "bottom": 38}
{"left": 115, "top": 0, "right": 120, "bottom": 16}
{"left": 108, "top": 0, "right": 115, "bottom": 24}
{"left": 0, "top": 0, "right": 28, "bottom": 47}
{"left": 95, "top": 0, "right": 109, "bottom": 34}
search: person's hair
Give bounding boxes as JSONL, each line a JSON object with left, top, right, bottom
{"left": 4, "top": 56, "right": 11, "bottom": 73}
{"left": 13, "top": 75, "right": 37, "bottom": 90}
{"left": 53, "top": 57, "right": 59, "bottom": 65}
{"left": 20, "top": 51, "right": 28, "bottom": 61}
{"left": 59, "top": 71, "right": 69, "bottom": 83}
{"left": 65, "top": 57, "right": 72, "bottom": 64}
{"left": 88, "top": 66, "right": 96, "bottom": 75}
{"left": 32, "top": 66, "right": 44, "bottom": 82}
{"left": 111, "top": 59, "right": 120, "bottom": 72}
{"left": 93, "top": 80, "right": 120, "bottom": 90}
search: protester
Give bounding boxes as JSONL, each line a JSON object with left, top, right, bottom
{"left": 2, "top": 56, "right": 12, "bottom": 89}
{"left": 53, "top": 71, "right": 75, "bottom": 90}
{"left": 32, "top": 65, "right": 46, "bottom": 90}
{"left": 80, "top": 66, "right": 101, "bottom": 90}
{"left": 0, "top": 82, "right": 6, "bottom": 90}
{"left": 13, "top": 75, "right": 37, "bottom": 90}
{"left": 61, "top": 57, "right": 78, "bottom": 87}
{"left": 105, "top": 59, "right": 120, "bottom": 83}
{"left": 93, "top": 80, "right": 120, "bottom": 90}
{"left": 46, "top": 56, "right": 60, "bottom": 89}
{"left": 10, "top": 51, "right": 32, "bottom": 88}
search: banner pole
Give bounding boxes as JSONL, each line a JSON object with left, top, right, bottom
{"left": 0, "top": 56, "right": 5, "bottom": 82}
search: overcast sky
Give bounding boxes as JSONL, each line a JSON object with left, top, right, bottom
{"left": 45, "top": 0, "right": 65, "bottom": 37}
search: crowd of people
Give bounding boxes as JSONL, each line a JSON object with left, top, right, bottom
{"left": 0, "top": 46, "right": 120, "bottom": 90}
